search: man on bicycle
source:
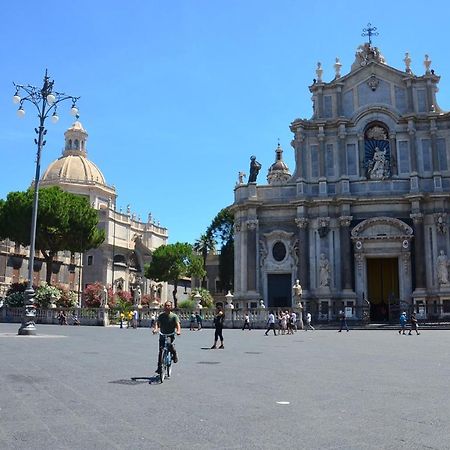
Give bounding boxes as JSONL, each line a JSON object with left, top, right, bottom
{"left": 152, "top": 300, "right": 181, "bottom": 373}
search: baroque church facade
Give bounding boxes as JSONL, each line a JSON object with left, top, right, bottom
{"left": 232, "top": 41, "right": 450, "bottom": 321}
{"left": 0, "top": 120, "right": 168, "bottom": 304}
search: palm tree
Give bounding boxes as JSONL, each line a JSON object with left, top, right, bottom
{"left": 193, "top": 233, "right": 216, "bottom": 288}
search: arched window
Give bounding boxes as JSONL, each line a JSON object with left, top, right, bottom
{"left": 74, "top": 139, "right": 79, "bottom": 149}
{"left": 68, "top": 139, "right": 72, "bottom": 149}
{"left": 364, "top": 122, "right": 391, "bottom": 180}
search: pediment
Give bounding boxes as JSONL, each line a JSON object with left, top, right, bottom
{"left": 351, "top": 217, "right": 413, "bottom": 239}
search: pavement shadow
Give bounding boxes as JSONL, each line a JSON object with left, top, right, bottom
{"left": 109, "top": 376, "right": 160, "bottom": 385}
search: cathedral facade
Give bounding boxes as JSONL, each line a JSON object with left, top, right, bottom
{"left": 232, "top": 42, "right": 450, "bottom": 321}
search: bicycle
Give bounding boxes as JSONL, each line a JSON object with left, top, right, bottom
{"left": 158, "top": 332, "right": 174, "bottom": 383}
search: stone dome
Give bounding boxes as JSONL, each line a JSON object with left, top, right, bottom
{"left": 42, "top": 154, "right": 106, "bottom": 184}
{"left": 267, "top": 143, "right": 291, "bottom": 185}
{"left": 41, "top": 120, "right": 107, "bottom": 185}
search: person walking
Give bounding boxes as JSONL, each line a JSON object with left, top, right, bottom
{"left": 195, "top": 312, "right": 203, "bottom": 331}
{"left": 264, "top": 311, "right": 277, "bottom": 336}
{"left": 242, "top": 312, "right": 251, "bottom": 331}
{"left": 338, "top": 310, "right": 349, "bottom": 332}
{"left": 190, "top": 312, "right": 197, "bottom": 331}
{"left": 408, "top": 312, "right": 420, "bottom": 335}
{"left": 132, "top": 309, "right": 138, "bottom": 329}
{"left": 211, "top": 305, "right": 225, "bottom": 349}
{"left": 305, "top": 312, "right": 315, "bottom": 331}
{"left": 398, "top": 312, "right": 407, "bottom": 335}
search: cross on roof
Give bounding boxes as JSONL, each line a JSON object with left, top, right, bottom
{"left": 362, "top": 23, "right": 379, "bottom": 45}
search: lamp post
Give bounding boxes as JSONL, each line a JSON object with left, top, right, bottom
{"left": 13, "top": 70, "right": 79, "bottom": 335}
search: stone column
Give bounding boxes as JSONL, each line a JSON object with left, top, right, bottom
{"left": 336, "top": 85, "right": 343, "bottom": 117}
{"left": 430, "top": 120, "right": 439, "bottom": 174}
{"left": 406, "top": 79, "right": 414, "bottom": 112}
{"left": 295, "top": 218, "right": 309, "bottom": 291}
{"left": 318, "top": 129, "right": 325, "bottom": 178}
{"left": 246, "top": 219, "right": 258, "bottom": 292}
{"left": 408, "top": 122, "right": 418, "bottom": 173}
{"left": 411, "top": 213, "right": 426, "bottom": 289}
{"left": 233, "top": 221, "right": 243, "bottom": 293}
{"left": 389, "top": 133, "right": 398, "bottom": 176}
{"left": 339, "top": 216, "right": 353, "bottom": 290}
{"left": 357, "top": 133, "right": 365, "bottom": 176}
{"left": 338, "top": 125, "right": 346, "bottom": 176}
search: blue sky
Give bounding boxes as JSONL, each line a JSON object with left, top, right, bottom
{"left": 1, "top": 0, "right": 450, "bottom": 245}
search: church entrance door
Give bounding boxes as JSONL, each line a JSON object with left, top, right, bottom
{"left": 267, "top": 274, "right": 291, "bottom": 308}
{"left": 367, "top": 258, "right": 399, "bottom": 321}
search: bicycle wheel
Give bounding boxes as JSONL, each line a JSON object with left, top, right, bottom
{"left": 159, "top": 351, "right": 166, "bottom": 383}
{"left": 166, "top": 354, "right": 172, "bottom": 378}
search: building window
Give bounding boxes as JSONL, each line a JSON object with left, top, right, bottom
{"left": 346, "top": 144, "right": 357, "bottom": 176}
{"left": 326, "top": 143, "right": 334, "bottom": 177}
{"left": 420, "top": 139, "right": 432, "bottom": 172}
{"left": 272, "top": 241, "right": 286, "bottom": 262}
{"left": 417, "top": 89, "right": 427, "bottom": 113}
{"left": 323, "top": 95, "right": 332, "bottom": 118}
{"left": 87, "top": 255, "right": 93, "bottom": 266}
{"left": 397, "top": 141, "right": 410, "bottom": 174}
{"left": 310, "top": 145, "right": 319, "bottom": 178}
{"left": 437, "top": 138, "right": 448, "bottom": 171}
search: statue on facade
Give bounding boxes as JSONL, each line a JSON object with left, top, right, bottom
{"left": 248, "top": 156, "right": 262, "bottom": 183}
{"left": 319, "top": 253, "right": 331, "bottom": 287}
{"left": 437, "top": 250, "right": 449, "bottom": 285}
{"left": 133, "top": 284, "right": 142, "bottom": 306}
{"left": 101, "top": 286, "right": 108, "bottom": 307}
{"left": 367, "top": 147, "right": 389, "bottom": 180}
{"left": 292, "top": 279, "right": 303, "bottom": 299}
{"left": 237, "top": 171, "right": 246, "bottom": 185}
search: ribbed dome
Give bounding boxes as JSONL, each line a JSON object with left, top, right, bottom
{"left": 41, "top": 120, "right": 107, "bottom": 185}
{"left": 42, "top": 154, "right": 106, "bottom": 184}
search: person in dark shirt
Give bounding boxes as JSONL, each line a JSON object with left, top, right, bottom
{"left": 152, "top": 301, "right": 181, "bottom": 373}
{"left": 211, "top": 305, "right": 225, "bottom": 349}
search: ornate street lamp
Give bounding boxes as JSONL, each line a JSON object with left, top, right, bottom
{"left": 13, "top": 70, "right": 79, "bottom": 335}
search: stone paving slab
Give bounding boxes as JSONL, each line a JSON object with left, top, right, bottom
{"left": 1, "top": 323, "right": 450, "bottom": 449}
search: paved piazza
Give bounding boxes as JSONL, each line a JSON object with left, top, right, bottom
{"left": 1, "top": 323, "right": 449, "bottom": 449}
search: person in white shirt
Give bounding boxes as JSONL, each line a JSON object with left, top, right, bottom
{"left": 242, "top": 312, "right": 251, "bottom": 331}
{"left": 305, "top": 312, "right": 315, "bottom": 331}
{"left": 264, "top": 311, "right": 277, "bottom": 336}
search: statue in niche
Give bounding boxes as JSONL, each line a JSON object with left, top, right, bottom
{"left": 319, "top": 253, "right": 331, "bottom": 287}
{"left": 367, "top": 147, "right": 389, "bottom": 180}
{"left": 248, "top": 156, "right": 262, "bottom": 183}
{"left": 437, "top": 250, "right": 449, "bottom": 285}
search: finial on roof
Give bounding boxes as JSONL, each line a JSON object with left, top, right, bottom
{"left": 361, "top": 23, "right": 379, "bottom": 45}
{"left": 334, "top": 57, "right": 342, "bottom": 78}
{"left": 316, "top": 62, "right": 323, "bottom": 82}
{"left": 424, "top": 54, "right": 431, "bottom": 74}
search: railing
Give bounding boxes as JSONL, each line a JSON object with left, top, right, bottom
{"left": 2, "top": 303, "right": 450, "bottom": 327}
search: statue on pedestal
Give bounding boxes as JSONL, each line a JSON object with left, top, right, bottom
{"left": 248, "top": 156, "right": 262, "bottom": 183}
{"left": 437, "top": 250, "right": 449, "bottom": 285}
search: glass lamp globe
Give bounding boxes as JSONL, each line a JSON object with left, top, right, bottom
{"left": 17, "top": 107, "right": 25, "bottom": 118}
{"left": 51, "top": 113, "right": 59, "bottom": 124}
{"left": 46, "top": 93, "right": 56, "bottom": 105}
{"left": 13, "top": 94, "right": 21, "bottom": 104}
{"left": 70, "top": 105, "right": 79, "bottom": 116}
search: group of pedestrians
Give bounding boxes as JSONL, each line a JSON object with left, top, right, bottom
{"left": 399, "top": 311, "right": 420, "bottom": 335}
{"left": 264, "top": 310, "right": 314, "bottom": 335}
{"left": 189, "top": 312, "right": 203, "bottom": 331}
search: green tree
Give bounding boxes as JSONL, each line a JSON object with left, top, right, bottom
{"left": 0, "top": 186, "right": 105, "bottom": 285}
{"left": 206, "top": 207, "right": 234, "bottom": 291}
{"left": 144, "top": 242, "right": 205, "bottom": 308}
{"left": 193, "top": 233, "right": 216, "bottom": 288}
